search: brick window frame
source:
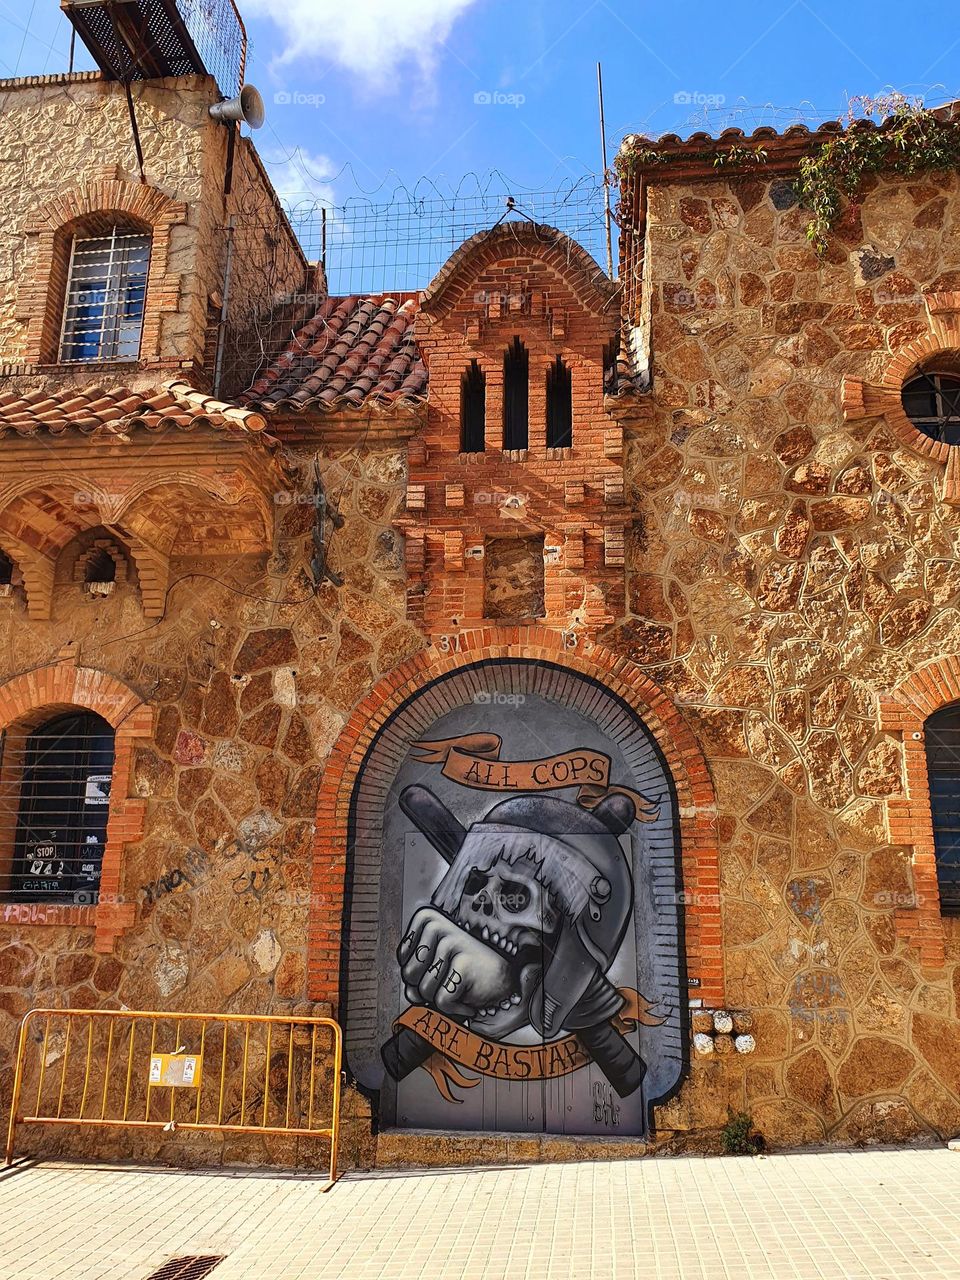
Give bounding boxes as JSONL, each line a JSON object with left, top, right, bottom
{"left": 310, "top": 624, "right": 723, "bottom": 1009}
{"left": 842, "top": 291, "right": 960, "bottom": 502}
{"left": 0, "top": 662, "right": 152, "bottom": 952}
{"left": 18, "top": 168, "right": 188, "bottom": 368}
{"left": 879, "top": 655, "right": 960, "bottom": 968}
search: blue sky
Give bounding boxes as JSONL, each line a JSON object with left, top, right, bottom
{"left": 3, "top": 0, "right": 956, "bottom": 274}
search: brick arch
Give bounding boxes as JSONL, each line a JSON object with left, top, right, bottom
{"left": 309, "top": 625, "right": 722, "bottom": 1007}
{"left": 879, "top": 653, "right": 960, "bottom": 967}
{"left": 0, "top": 662, "right": 153, "bottom": 950}
{"left": 842, "top": 293, "right": 960, "bottom": 502}
{"left": 420, "top": 222, "right": 619, "bottom": 319}
{"left": 19, "top": 166, "right": 188, "bottom": 366}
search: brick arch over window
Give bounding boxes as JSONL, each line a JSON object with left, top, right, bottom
{"left": 879, "top": 654, "right": 960, "bottom": 968}
{"left": 419, "top": 222, "right": 619, "bottom": 320}
{"left": 19, "top": 167, "right": 188, "bottom": 366}
{"left": 842, "top": 291, "right": 960, "bottom": 502}
{"left": 309, "top": 626, "right": 723, "bottom": 1007}
{"left": 0, "top": 662, "right": 153, "bottom": 951}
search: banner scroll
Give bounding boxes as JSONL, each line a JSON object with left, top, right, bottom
{"left": 411, "top": 734, "right": 660, "bottom": 820}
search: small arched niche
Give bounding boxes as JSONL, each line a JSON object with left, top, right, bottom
{"left": 0, "top": 550, "right": 21, "bottom": 601}
{"left": 66, "top": 531, "right": 129, "bottom": 600}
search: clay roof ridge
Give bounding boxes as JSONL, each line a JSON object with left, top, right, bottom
{"left": 627, "top": 98, "right": 960, "bottom": 155}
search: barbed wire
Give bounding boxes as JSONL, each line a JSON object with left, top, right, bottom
{"left": 616, "top": 84, "right": 960, "bottom": 145}
{"left": 215, "top": 170, "right": 612, "bottom": 397}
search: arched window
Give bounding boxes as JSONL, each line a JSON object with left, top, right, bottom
{"left": 924, "top": 703, "right": 960, "bottom": 911}
{"left": 460, "top": 360, "right": 486, "bottom": 452}
{"left": 502, "top": 337, "right": 529, "bottom": 451}
{"left": 0, "top": 553, "right": 12, "bottom": 587}
{"left": 60, "top": 224, "right": 151, "bottom": 363}
{"left": 902, "top": 370, "right": 960, "bottom": 445}
{"left": 4, "top": 711, "right": 115, "bottom": 903}
{"left": 546, "top": 355, "right": 573, "bottom": 448}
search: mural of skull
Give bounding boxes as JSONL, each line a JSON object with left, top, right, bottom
{"left": 400, "top": 849, "right": 560, "bottom": 1038}
{"left": 394, "top": 788, "right": 638, "bottom": 1047}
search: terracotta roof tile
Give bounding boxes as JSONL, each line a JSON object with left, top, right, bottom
{"left": 242, "top": 293, "right": 427, "bottom": 415}
{"left": 0, "top": 380, "right": 269, "bottom": 440}
{"left": 620, "top": 99, "right": 960, "bottom": 166}
{"left": 242, "top": 283, "right": 643, "bottom": 413}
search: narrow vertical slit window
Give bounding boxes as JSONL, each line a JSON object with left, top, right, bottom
{"left": 60, "top": 226, "right": 151, "bottom": 363}
{"left": 546, "top": 355, "right": 573, "bottom": 448}
{"left": 924, "top": 703, "right": 960, "bottom": 912}
{"left": 502, "top": 336, "right": 529, "bottom": 450}
{"left": 460, "top": 360, "right": 486, "bottom": 452}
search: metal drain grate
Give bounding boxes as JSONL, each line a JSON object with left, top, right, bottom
{"left": 145, "top": 1257, "right": 226, "bottom": 1280}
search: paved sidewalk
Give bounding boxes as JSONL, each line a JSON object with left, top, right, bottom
{"left": 2, "top": 1147, "right": 960, "bottom": 1279}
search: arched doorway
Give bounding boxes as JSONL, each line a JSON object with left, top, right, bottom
{"left": 341, "top": 657, "right": 690, "bottom": 1137}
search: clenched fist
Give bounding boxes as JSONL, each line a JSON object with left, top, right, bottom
{"left": 398, "top": 906, "right": 513, "bottom": 1017}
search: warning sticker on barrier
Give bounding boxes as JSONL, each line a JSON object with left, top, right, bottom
{"left": 149, "top": 1053, "right": 202, "bottom": 1088}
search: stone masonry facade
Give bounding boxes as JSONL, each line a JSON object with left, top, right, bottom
{"left": 0, "top": 67, "right": 959, "bottom": 1167}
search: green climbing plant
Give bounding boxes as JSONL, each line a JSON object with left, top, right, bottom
{"left": 720, "top": 1111, "right": 765, "bottom": 1155}
{"left": 796, "top": 93, "right": 960, "bottom": 257}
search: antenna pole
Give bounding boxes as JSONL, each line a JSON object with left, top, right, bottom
{"left": 597, "top": 61, "right": 614, "bottom": 279}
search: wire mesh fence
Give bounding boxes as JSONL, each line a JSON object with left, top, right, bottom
{"left": 217, "top": 172, "right": 615, "bottom": 398}
{"left": 282, "top": 172, "right": 613, "bottom": 298}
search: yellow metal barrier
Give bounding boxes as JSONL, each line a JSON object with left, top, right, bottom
{"left": 5, "top": 1008, "right": 343, "bottom": 1189}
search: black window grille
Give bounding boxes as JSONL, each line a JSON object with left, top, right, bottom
{"left": 60, "top": 227, "right": 151, "bottom": 364}
{"left": 2, "top": 711, "right": 115, "bottom": 903}
{"left": 460, "top": 360, "right": 486, "bottom": 452}
{"left": 546, "top": 355, "right": 573, "bottom": 448}
{"left": 924, "top": 703, "right": 960, "bottom": 912}
{"left": 901, "top": 370, "right": 960, "bottom": 445}
{"left": 502, "top": 337, "right": 529, "bottom": 450}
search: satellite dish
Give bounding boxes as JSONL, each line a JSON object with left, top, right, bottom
{"left": 209, "top": 84, "right": 265, "bottom": 130}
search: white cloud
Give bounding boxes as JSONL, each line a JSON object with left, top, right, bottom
{"left": 246, "top": 0, "right": 479, "bottom": 84}
{"left": 264, "top": 148, "right": 338, "bottom": 210}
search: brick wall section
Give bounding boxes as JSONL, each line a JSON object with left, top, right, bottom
{"left": 0, "top": 660, "right": 153, "bottom": 951}
{"left": 309, "top": 625, "right": 724, "bottom": 1008}
{"left": 401, "top": 224, "right": 629, "bottom": 636}
{"left": 19, "top": 168, "right": 188, "bottom": 366}
{"left": 0, "top": 74, "right": 306, "bottom": 392}
{"left": 842, "top": 296, "right": 960, "bottom": 502}
{"left": 880, "top": 656, "right": 960, "bottom": 968}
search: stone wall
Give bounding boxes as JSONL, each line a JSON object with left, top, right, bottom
{"left": 610, "top": 168, "right": 960, "bottom": 1147}
{"left": 0, "top": 441, "right": 420, "bottom": 1168}
{"left": 2, "top": 139, "right": 960, "bottom": 1166}
{"left": 0, "top": 72, "right": 305, "bottom": 391}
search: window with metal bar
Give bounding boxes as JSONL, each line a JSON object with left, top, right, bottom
{"left": 901, "top": 370, "right": 960, "bottom": 445}
{"left": 1, "top": 711, "right": 115, "bottom": 903}
{"left": 924, "top": 703, "right": 960, "bottom": 912}
{"left": 59, "top": 227, "right": 151, "bottom": 363}
{"left": 502, "top": 337, "right": 529, "bottom": 451}
{"left": 460, "top": 360, "right": 486, "bottom": 452}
